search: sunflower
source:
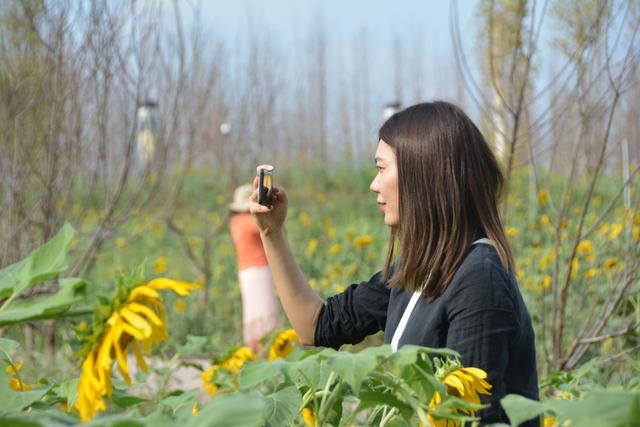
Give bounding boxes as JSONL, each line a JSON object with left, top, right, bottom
{"left": 153, "top": 256, "right": 168, "bottom": 274}
{"left": 608, "top": 223, "right": 623, "bottom": 240}
{"left": 305, "top": 239, "right": 319, "bottom": 257}
{"left": 540, "top": 214, "right": 551, "bottom": 227}
{"left": 174, "top": 298, "right": 187, "bottom": 313}
{"left": 603, "top": 257, "right": 620, "bottom": 271}
{"left": 6, "top": 361, "right": 32, "bottom": 392}
{"left": 505, "top": 226, "right": 519, "bottom": 238}
{"left": 222, "top": 346, "right": 257, "bottom": 373}
{"left": 323, "top": 218, "right": 336, "bottom": 239}
{"left": 538, "top": 189, "right": 549, "bottom": 206}
{"left": 201, "top": 346, "right": 256, "bottom": 396}
{"left": 427, "top": 391, "right": 457, "bottom": 427}
{"left": 354, "top": 234, "right": 374, "bottom": 249}
{"left": 328, "top": 243, "right": 342, "bottom": 255}
{"left": 441, "top": 366, "right": 492, "bottom": 406}
{"left": 298, "top": 211, "right": 312, "bottom": 228}
{"left": 427, "top": 358, "right": 492, "bottom": 426}
{"left": 576, "top": 240, "right": 593, "bottom": 255}
{"left": 75, "top": 278, "right": 199, "bottom": 422}
{"left": 302, "top": 407, "right": 316, "bottom": 427}
{"left": 201, "top": 365, "right": 220, "bottom": 397}
{"left": 268, "top": 329, "right": 300, "bottom": 360}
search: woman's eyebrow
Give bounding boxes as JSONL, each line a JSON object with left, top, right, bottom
{"left": 374, "top": 157, "right": 385, "bottom": 163}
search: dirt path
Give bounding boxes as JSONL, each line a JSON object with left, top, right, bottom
{"left": 125, "top": 354, "right": 212, "bottom": 402}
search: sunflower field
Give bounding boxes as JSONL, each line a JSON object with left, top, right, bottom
{"left": 0, "top": 164, "right": 638, "bottom": 427}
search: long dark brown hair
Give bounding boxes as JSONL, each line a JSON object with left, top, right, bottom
{"left": 379, "top": 101, "right": 513, "bottom": 302}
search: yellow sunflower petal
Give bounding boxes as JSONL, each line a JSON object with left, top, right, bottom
{"left": 146, "top": 278, "right": 200, "bottom": 296}
{"left": 120, "top": 307, "right": 152, "bottom": 338}
{"left": 201, "top": 365, "right": 220, "bottom": 397}
{"left": 475, "top": 377, "right": 492, "bottom": 393}
{"left": 149, "top": 320, "right": 168, "bottom": 345}
{"left": 127, "top": 285, "right": 160, "bottom": 302}
{"left": 76, "top": 348, "right": 106, "bottom": 422}
{"left": 451, "top": 369, "right": 474, "bottom": 384}
{"left": 121, "top": 320, "right": 146, "bottom": 340}
{"left": 463, "top": 385, "right": 481, "bottom": 405}
{"left": 141, "top": 337, "right": 153, "bottom": 354}
{"left": 302, "top": 407, "right": 315, "bottom": 427}
{"left": 97, "top": 328, "right": 114, "bottom": 371}
{"left": 429, "top": 390, "right": 442, "bottom": 407}
{"left": 130, "top": 340, "right": 148, "bottom": 373}
{"left": 9, "top": 378, "right": 21, "bottom": 391}
{"left": 103, "top": 366, "right": 113, "bottom": 398}
{"left": 460, "top": 367, "right": 488, "bottom": 379}
{"left": 443, "top": 373, "right": 465, "bottom": 396}
{"left": 127, "top": 302, "right": 164, "bottom": 326}
{"left": 96, "top": 329, "right": 114, "bottom": 395}
{"left": 111, "top": 322, "right": 131, "bottom": 384}
{"left": 5, "top": 361, "right": 22, "bottom": 375}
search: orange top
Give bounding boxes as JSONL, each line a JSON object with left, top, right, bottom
{"left": 230, "top": 212, "right": 268, "bottom": 270}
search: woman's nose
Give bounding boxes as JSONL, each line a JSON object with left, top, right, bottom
{"left": 370, "top": 176, "right": 379, "bottom": 193}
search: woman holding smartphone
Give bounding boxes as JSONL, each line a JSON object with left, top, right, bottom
{"left": 249, "top": 101, "right": 539, "bottom": 426}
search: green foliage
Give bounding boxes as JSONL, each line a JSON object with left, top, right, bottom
{"left": 0, "top": 223, "right": 88, "bottom": 326}
{"left": 502, "top": 391, "right": 640, "bottom": 427}
{"left": 0, "top": 223, "right": 73, "bottom": 299}
{"left": 0, "top": 166, "right": 637, "bottom": 425}
{"left": 263, "top": 385, "right": 302, "bottom": 426}
{"left": 0, "top": 278, "right": 87, "bottom": 326}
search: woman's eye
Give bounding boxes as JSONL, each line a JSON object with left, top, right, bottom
{"left": 376, "top": 166, "right": 383, "bottom": 172}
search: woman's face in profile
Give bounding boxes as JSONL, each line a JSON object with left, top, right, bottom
{"left": 370, "top": 139, "right": 399, "bottom": 227}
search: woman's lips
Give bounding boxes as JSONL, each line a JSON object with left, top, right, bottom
{"left": 378, "top": 203, "right": 386, "bottom": 212}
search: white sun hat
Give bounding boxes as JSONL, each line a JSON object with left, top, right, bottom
{"left": 229, "top": 184, "right": 254, "bottom": 213}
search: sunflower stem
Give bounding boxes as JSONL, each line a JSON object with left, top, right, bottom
{"left": 319, "top": 370, "right": 335, "bottom": 410}
{"left": 379, "top": 407, "right": 398, "bottom": 426}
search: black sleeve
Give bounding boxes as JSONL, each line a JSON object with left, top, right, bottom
{"left": 445, "top": 261, "right": 520, "bottom": 424}
{"left": 314, "top": 270, "right": 391, "bottom": 349}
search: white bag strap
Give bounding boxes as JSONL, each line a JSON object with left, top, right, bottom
{"left": 390, "top": 238, "right": 493, "bottom": 352}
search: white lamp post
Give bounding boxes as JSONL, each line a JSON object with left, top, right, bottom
{"left": 383, "top": 102, "right": 401, "bottom": 121}
{"left": 137, "top": 100, "right": 158, "bottom": 165}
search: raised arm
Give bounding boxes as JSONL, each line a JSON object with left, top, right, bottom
{"left": 249, "top": 165, "right": 324, "bottom": 345}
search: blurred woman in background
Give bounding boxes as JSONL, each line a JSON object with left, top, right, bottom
{"left": 229, "top": 184, "right": 282, "bottom": 352}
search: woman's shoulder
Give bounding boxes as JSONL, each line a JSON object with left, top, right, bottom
{"left": 457, "top": 244, "right": 511, "bottom": 278}
{"left": 445, "top": 244, "right": 518, "bottom": 307}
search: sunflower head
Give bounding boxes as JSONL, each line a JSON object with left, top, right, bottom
{"left": 74, "top": 269, "right": 199, "bottom": 422}
{"left": 431, "top": 357, "right": 492, "bottom": 420}
{"left": 201, "top": 346, "right": 257, "bottom": 396}
{"left": 268, "top": 329, "right": 300, "bottom": 361}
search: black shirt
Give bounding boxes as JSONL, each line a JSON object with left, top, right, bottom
{"left": 314, "top": 242, "right": 539, "bottom": 426}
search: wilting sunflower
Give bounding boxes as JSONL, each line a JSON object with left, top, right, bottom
{"left": 201, "top": 346, "right": 256, "bottom": 396}
{"left": 268, "top": 329, "right": 300, "bottom": 360}
{"left": 426, "top": 358, "right": 492, "bottom": 426}
{"left": 75, "top": 277, "right": 199, "bottom": 422}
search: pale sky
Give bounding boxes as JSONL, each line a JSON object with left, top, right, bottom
{"left": 174, "top": 0, "right": 482, "bottom": 106}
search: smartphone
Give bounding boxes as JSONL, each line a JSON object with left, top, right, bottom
{"left": 258, "top": 167, "right": 273, "bottom": 206}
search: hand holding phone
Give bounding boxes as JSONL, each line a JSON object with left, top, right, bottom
{"left": 258, "top": 166, "right": 274, "bottom": 206}
{"left": 251, "top": 164, "right": 288, "bottom": 235}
